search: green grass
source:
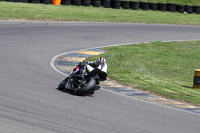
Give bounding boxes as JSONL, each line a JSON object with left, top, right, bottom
{"left": 1, "top": 2, "right": 200, "bottom": 25}
{"left": 86, "top": 41, "right": 200, "bottom": 105}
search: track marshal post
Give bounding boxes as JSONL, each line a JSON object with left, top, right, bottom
{"left": 193, "top": 69, "right": 200, "bottom": 89}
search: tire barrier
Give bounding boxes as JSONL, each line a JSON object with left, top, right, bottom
{"left": 91, "top": 0, "right": 101, "bottom": 7}
{"left": 193, "top": 6, "right": 200, "bottom": 14}
{"left": 81, "top": 0, "right": 91, "bottom": 6}
{"left": 21, "top": 0, "right": 27, "bottom": 1}
{"left": 29, "top": 0, "right": 40, "bottom": 3}
{"left": 72, "top": 0, "right": 81, "bottom": 6}
{"left": 61, "top": 0, "right": 71, "bottom": 5}
{"left": 185, "top": 5, "right": 193, "bottom": 14}
{"left": 140, "top": 2, "right": 149, "bottom": 10}
{"left": 5, "top": 0, "right": 200, "bottom": 15}
{"left": 167, "top": 3, "right": 176, "bottom": 12}
{"left": 9, "top": 0, "right": 29, "bottom": 2}
{"left": 41, "top": 0, "right": 51, "bottom": 4}
{"left": 101, "top": 0, "right": 110, "bottom": 8}
{"left": 111, "top": 0, "right": 120, "bottom": 9}
{"left": 130, "top": 1, "right": 140, "bottom": 10}
{"left": 176, "top": 5, "right": 185, "bottom": 13}
{"left": 120, "top": 1, "right": 129, "bottom": 9}
{"left": 158, "top": 3, "right": 167, "bottom": 12}
{"left": 149, "top": 3, "right": 158, "bottom": 11}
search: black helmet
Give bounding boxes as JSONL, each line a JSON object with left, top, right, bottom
{"left": 97, "top": 57, "right": 106, "bottom": 63}
{"left": 78, "top": 61, "right": 86, "bottom": 67}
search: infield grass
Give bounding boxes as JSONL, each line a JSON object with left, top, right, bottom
{"left": 86, "top": 41, "right": 200, "bottom": 105}
{"left": 1, "top": 2, "right": 200, "bottom": 25}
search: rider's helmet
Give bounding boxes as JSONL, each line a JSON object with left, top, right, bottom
{"left": 97, "top": 57, "right": 106, "bottom": 63}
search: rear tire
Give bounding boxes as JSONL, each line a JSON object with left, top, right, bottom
{"left": 73, "top": 77, "right": 96, "bottom": 95}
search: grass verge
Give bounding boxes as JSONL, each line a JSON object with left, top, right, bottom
{"left": 86, "top": 41, "right": 200, "bottom": 105}
{"left": 1, "top": 2, "right": 200, "bottom": 25}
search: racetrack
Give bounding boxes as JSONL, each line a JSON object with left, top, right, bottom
{"left": 0, "top": 21, "right": 200, "bottom": 133}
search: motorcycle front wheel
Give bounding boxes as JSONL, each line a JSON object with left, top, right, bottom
{"left": 57, "top": 77, "right": 68, "bottom": 90}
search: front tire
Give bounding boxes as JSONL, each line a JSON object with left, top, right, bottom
{"left": 58, "top": 78, "right": 68, "bottom": 90}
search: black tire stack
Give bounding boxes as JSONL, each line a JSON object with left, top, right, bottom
{"left": 121, "top": 1, "right": 129, "bottom": 9}
{"left": 72, "top": 0, "right": 81, "bottom": 6}
{"left": 30, "top": 0, "right": 40, "bottom": 3}
{"left": 20, "top": 0, "right": 29, "bottom": 2}
{"left": 167, "top": 3, "right": 176, "bottom": 12}
{"left": 40, "top": 0, "right": 51, "bottom": 4}
{"left": 176, "top": 5, "right": 185, "bottom": 13}
{"left": 130, "top": 1, "right": 140, "bottom": 10}
{"left": 158, "top": 3, "right": 167, "bottom": 12}
{"left": 149, "top": 3, "right": 158, "bottom": 11}
{"left": 6, "top": 0, "right": 14, "bottom": 2}
{"left": 91, "top": 0, "right": 101, "bottom": 7}
{"left": 140, "top": 2, "right": 149, "bottom": 10}
{"left": 111, "top": 0, "right": 121, "bottom": 9}
{"left": 12, "top": 0, "right": 29, "bottom": 2}
{"left": 193, "top": 6, "right": 200, "bottom": 14}
{"left": 82, "top": 0, "right": 91, "bottom": 6}
{"left": 62, "top": 0, "right": 71, "bottom": 5}
{"left": 101, "top": 0, "right": 110, "bottom": 8}
{"left": 185, "top": 5, "right": 193, "bottom": 14}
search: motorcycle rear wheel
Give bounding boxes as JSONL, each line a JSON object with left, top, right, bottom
{"left": 73, "top": 77, "right": 96, "bottom": 95}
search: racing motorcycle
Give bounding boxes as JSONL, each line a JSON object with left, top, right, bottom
{"left": 57, "top": 62, "right": 99, "bottom": 95}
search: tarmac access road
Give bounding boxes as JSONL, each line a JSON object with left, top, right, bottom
{"left": 0, "top": 21, "right": 200, "bottom": 133}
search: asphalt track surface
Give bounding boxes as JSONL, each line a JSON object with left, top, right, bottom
{"left": 1, "top": 21, "right": 200, "bottom": 133}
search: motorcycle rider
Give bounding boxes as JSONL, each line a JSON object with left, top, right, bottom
{"left": 79, "top": 57, "right": 107, "bottom": 87}
{"left": 86, "top": 57, "right": 107, "bottom": 84}
{"left": 59, "top": 57, "right": 107, "bottom": 94}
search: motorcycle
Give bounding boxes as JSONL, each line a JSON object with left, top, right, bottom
{"left": 57, "top": 62, "right": 100, "bottom": 95}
